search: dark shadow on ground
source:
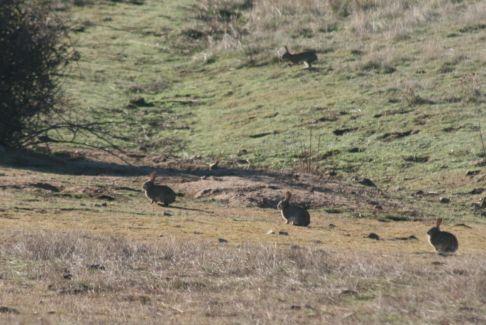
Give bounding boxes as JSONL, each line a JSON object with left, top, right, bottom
{"left": 0, "top": 149, "right": 409, "bottom": 213}
{"left": 0, "top": 148, "right": 303, "bottom": 184}
{"left": 163, "top": 205, "right": 215, "bottom": 214}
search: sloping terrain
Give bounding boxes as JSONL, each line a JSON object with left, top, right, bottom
{"left": 53, "top": 0, "right": 486, "bottom": 220}
{"left": 1, "top": 0, "right": 485, "bottom": 323}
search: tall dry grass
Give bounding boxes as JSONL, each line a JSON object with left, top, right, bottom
{"left": 188, "top": 0, "right": 485, "bottom": 65}
{"left": 1, "top": 230, "right": 485, "bottom": 323}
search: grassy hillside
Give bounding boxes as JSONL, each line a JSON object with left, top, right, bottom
{"left": 56, "top": 0, "right": 486, "bottom": 222}
{"left": 1, "top": 1, "right": 485, "bottom": 323}
{"left": 64, "top": 0, "right": 485, "bottom": 185}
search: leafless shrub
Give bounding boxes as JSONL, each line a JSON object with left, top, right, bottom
{"left": 295, "top": 129, "right": 323, "bottom": 174}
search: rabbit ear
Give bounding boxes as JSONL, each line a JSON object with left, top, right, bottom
{"left": 436, "top": 218, "right": 442, "bottom": 228}
{"left": 285, "top": 191, "right": 291, "bottom": 200}
{"left": 284, "top": 45, "right": 289, "bottom": 53}
{"left": 149, "top": 172, "right": 157, "bottom": 181}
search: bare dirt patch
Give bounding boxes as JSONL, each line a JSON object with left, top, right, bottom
{"left": 0, "top": 149, "right": 412, "bottom": 216}
{"left": 175, "top": 170, "right": 407, "bottom": 215}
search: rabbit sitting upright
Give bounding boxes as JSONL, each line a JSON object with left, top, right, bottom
{"left": 277, "top": 191, "right": 310, "bottom": 227}
{"left": 142, "top": 172, "right": 176, "bottom": 207}
{"left": 427, "top": 218, "right": 458, "bottom": 254}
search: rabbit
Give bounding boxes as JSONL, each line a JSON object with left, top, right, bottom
{"left": 276, "top": 191, "right": 310, "bottom": 227}
{"left": 427, "top": 218, "right": 458, "bottom": 254}
{"left": 281, "top": 46, "right": 318, "bottom": 68}
{"left": 142, "top": 172, "right": 176, "bottom": 207}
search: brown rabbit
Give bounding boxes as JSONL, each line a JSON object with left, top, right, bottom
{"left": 282, "top": 46, "right": 318, "bottom": 68}
{"left": 276, "top": 191, "right": 310, "bottom": 227}
{"left": 142, "top": 172, "right": 176, "bottom": 207}
{"left": 427, "top": 218, "right": 458, "bottom": 254}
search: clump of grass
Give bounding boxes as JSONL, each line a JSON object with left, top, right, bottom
{"left": 401, "top": 81, "right": 431, "bottom": 106}
{"left": 360, "top": 58, "right": 396, "bottom": 74}
{"left": 460, "top": 73, "right": 482, "bottom": 104}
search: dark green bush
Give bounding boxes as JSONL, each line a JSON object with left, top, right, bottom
{"left": 0, "top": 0, "right": 71, "bottom": 148}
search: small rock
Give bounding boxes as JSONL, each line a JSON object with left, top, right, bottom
{"left": 193, "top": 231, "right": 203, "bottom": 235}
{"left": 266, "top": 229, "right": 275, "bottom": 235}
{"left": 98, "top": 195, "right": 115, "bottom": 201}
{"left": 469, "top": 188, "right": 484, "bottom": 195}
{"left": 340, "top": 289, "right": 358, "bottom": 296}
{"left": 328, "top": 223, "right": 336, "bottom": 228}
{"left": 63, "top": 269, "right": 72, "bottom": 280}
{"left": 128, "top": 97, "right": 153, "bottom": 108}
{"left": 431, "top": 261, "right": 445, "bottom": 266}
{"left": 290, "top": 305, "right": 301, "bottom": 310}
{"left": 357, "top": 178, "right": 377, "bottom": 188}
{"left": 333, "top": 127, "right": 356, "bottom": 136}
{"left": 0, "top": 306, "right": 19, "bottom": 314}
{"left": 29, "top": 182, "right": 61, "bottom": 193}
{"left": 278, "top": 231, "right": 289, "bottom": 236}
{"left": 237, "top": 149, "right": 248, "bottom": 156}
{"left": 392, "top": 235, "right": 418, "bottom": 241}
{"left": 348, "top": 147, "right": 364, "bottom": 153}
{"left": 466, "top": 170, "right": 480, "bottom": 176}
{"left": 87, "top": 264, "right": 105, "bottom": 271}
{"left": 439, "top": 197, "right": 450, "bottom": 204}
{"left": 452, "top": 269, "right": 467, "bottom": 276}
{"left": 367, "top": 233, "right": 380, "bottom": 240}
{"left": 163, "top": 210, "right": 173, "bottom": 216}
{"left": 218, "top": 238, "right": 228, "bottom": 244}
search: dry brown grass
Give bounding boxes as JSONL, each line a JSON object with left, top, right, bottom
{"left": 1, "top": 159, "right": 486, "bottom": 323}
{"left": 190, "top": 0, "right": 485, "bottom": 60}
{"left": 1, "top": 229, "right": 485, "bottom": 324}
